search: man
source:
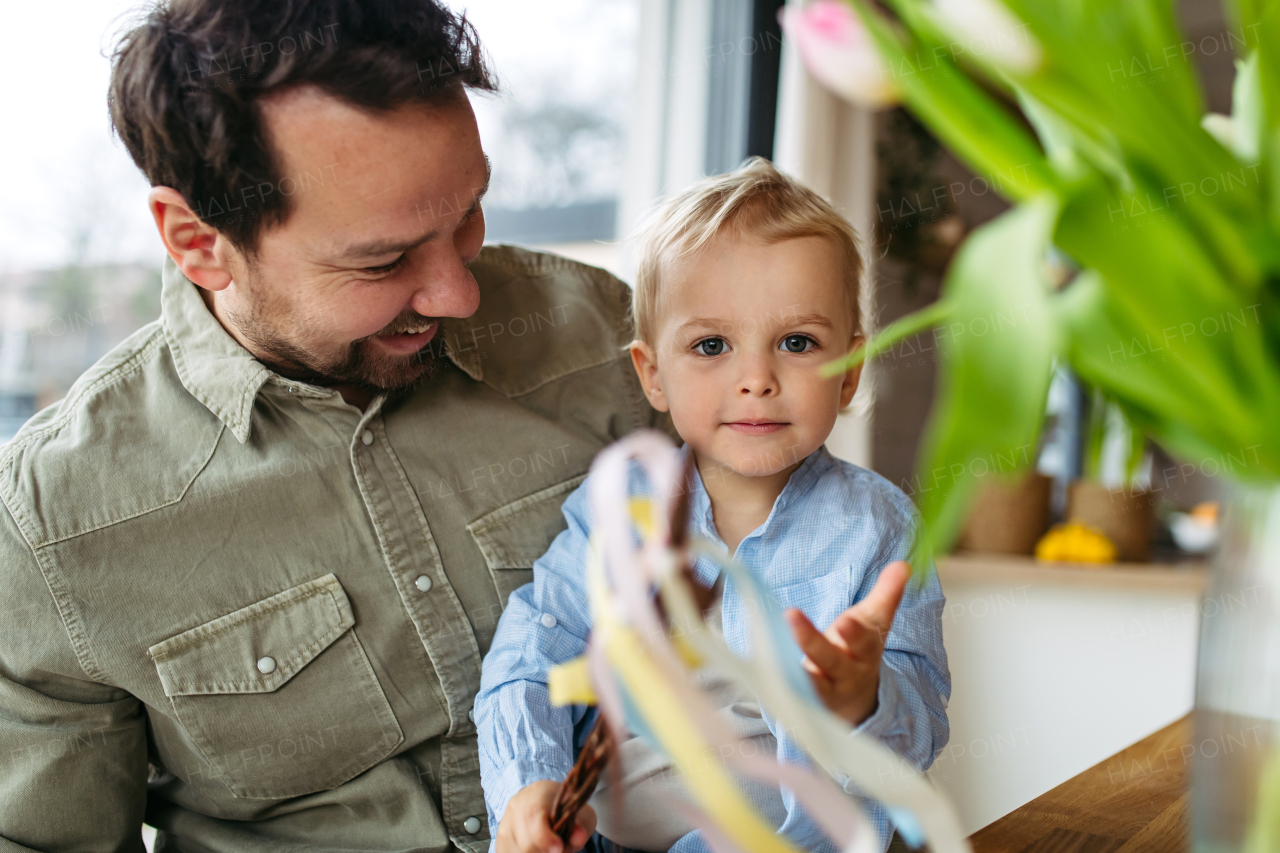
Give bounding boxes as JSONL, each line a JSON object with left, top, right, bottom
{"left": 0, "top": 1, "right": 665, "bottom": 849}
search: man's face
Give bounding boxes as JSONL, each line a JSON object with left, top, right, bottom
{"left": 213, "top": 85, "right": 488, "bottom": 394}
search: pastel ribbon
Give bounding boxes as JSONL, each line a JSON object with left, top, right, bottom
{"left": 549, "top": 431, "right": 970, "bottom": 853}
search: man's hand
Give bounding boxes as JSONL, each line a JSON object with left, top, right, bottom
{"left": 496, "top": 780, "right": 597, "bottom": 853}
{"left": 785, "top": 560, "right": 910, "bottom": 726}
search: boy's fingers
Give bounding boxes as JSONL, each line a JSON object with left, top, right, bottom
{"left": 509, "top": 818, "right": 532, "bottom": 853}
{"left": 787, "top": 608, "right": 852, "bottom": 678}
{"left": 569, "top": 805, "right": 598, "bottom": 851}
{"left": 527, "top": 809, "right": 563, "bottom": 853}
{"left": 854, "top": 560, "right": 910, "bottom": 634}
{"left": 829, "top": 612, "right": 872, "bottom": 652}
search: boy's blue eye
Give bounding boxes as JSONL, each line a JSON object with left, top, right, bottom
{"left": 694, "top": 337, "right": 727, "bottom": 356}
{"left": 781, "top": 334, "right": 815, "bottom": 353}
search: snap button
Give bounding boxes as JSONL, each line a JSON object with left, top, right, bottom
{"left": 414, "top": 575, "right": 433, "bottom": 593}
{"left": 540, "top": 613, "right": 557, "bottom": 629}
{"left": 468, "top": 708, "right": 475, "bottom": 723}
{"left": 361, "top": 430, "right": 374, "bottom": 446}
{"left": 463, "top": 816, "right": 482, "bottom": 834}
{"left": 256, "top": 656, "right": 277, "bottom": 674}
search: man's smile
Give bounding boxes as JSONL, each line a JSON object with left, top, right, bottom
{"left": 373, "top": 321, "right": 439, "bottom": 354}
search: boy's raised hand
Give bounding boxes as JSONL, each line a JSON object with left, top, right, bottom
{"left": 496, "top": 780, "right": 596, "bottom": 853}
{"left": 784, "top": 560, "right": 911, "bottom": 726}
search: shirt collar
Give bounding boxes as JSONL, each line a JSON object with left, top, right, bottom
{"left": 686, "top": 442, "right": 837, "bottom": 552}
{"left": 437, "top": 316, "right": 484, "bottom": 381}
{"left": 160, "top": 255, "right": 483, "bottom": 443}
{"left": 161, "top": 255, "right": 272, "bottom": 444}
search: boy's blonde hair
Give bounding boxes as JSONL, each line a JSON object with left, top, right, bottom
{"left": 631, "top": 157, "right": 865, "bottom": 344}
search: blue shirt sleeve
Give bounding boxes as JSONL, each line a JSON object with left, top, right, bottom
{"left": 769, "top": 496, "right": 950, "bottom": 853}
{"left": 475, "top": 477, "right": 596, "bottom": 834}
{"left": 852, "top": 509, "right": 951, "bottom": 774}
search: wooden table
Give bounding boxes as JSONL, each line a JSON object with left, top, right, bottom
{"left": 966, "top": 715, "right": 1191, "bottom": 852}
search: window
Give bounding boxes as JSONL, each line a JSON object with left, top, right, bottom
{"left": 0, "top": 0, "right": 794, "bottom": 444}
{"left": 450, "top": 0, "right": 641, "bottom": 256}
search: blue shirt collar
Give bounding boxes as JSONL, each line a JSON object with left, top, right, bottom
{"left": 682, "top": 443, "right": 838, "bottom": 567}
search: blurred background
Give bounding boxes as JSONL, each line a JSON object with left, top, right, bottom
{"left": 0, "top": 0, "right": 650, "bottom": 441}
{"left": 0, "top": 0, "right": 1230, "bottom": 520}
{"left": 0, "top": 0, "right": 1247, "bottom": 842}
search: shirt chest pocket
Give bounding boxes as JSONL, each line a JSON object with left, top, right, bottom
{"left": 771, "top": 567, "right": 854, "bottom": 631}
{"left": 148, "top": 574, "right": 404, "bottom": 800}
{"left": 466, "top": 474, "right": 587, "bottom": 606}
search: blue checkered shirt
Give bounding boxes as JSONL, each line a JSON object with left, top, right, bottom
{"left": 476, "top": 444, "right": 950, "bottom": 853}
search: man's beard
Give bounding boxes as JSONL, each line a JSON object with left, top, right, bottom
{"left": 226, "top": 290, "right": 443, "bottom": 396}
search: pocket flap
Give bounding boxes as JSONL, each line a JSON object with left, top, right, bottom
{"left": 148, "top": 574, "right": 354, "bottom": 697}
{"left": 467, "top": 474, "right": 587, "bottom": 569}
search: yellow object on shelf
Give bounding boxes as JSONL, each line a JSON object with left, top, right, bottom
{"left": 1034, "top": 521, "right": 1119, "bottom": 564}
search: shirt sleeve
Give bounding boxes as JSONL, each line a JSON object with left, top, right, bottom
{"left": 851, "top": 514, "right": 951, "bottom": 776}
{"left": 773, "top": 510, "right": 950, "bottom": 853}
{"left": 0, "top": 501, "right": 149, "bottom": 852}
{"left": 475, "top": 477, "right": 597, "bottom": 836}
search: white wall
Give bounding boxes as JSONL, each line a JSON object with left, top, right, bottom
{"left": 929, "top": 563, "right": 1203, "bottom": 833}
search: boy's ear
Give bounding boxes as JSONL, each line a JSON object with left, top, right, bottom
{"left": 838, "top": 335, "right": 866, "bottom": 409}
{"left": 629, "top": 340, "right": 670, "bottom": 412}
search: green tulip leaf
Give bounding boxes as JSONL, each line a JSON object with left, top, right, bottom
{"left": 912, "top": 195, "right": 1060, "bottom": 555}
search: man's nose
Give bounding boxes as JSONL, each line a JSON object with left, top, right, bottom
{"left": 409, "top": 249, "right": 481, "bottom": 320}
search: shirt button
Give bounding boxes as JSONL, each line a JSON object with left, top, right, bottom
{"left": 540, "top": 613, "right": 557, "bottom": 629}
{"left": 256, "top": 656, "right": 277, "bottom": 674}
{"left": 468, "top": 708, "right": 475, "bottom": 723}
{"left": 361, "top": 430, "right": 374, "bottom": 446}
{"left": 414, "top": 575, "right": 433, "bottom": 593}
{"left": 463, "top": 816, "right": 482, "bottom": 834}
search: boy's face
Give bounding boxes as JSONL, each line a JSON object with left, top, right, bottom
{"left": 630, "top": 232, "right": 863, "bottom": 479}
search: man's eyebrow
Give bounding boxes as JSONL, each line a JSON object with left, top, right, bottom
{"left": 468, "top": 154, "right": 492, "bottom": 217}
{"left": 329, "top": 154, "right": 492, "bottom": 263}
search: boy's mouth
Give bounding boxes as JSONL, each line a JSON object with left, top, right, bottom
{"left": 725, "top": 419, "right": 788, "bottom": 435}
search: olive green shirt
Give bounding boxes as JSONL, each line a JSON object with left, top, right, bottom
{"left": 0, "top": 246, "right": 665, "bottom": 852}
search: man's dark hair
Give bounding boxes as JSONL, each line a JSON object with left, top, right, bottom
{"left": 109, "top": 0, "right": 497, "bottom": 254}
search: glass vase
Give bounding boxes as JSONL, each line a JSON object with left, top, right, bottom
{"left": 1192, "top": 483, "right": 1280, "bottom": 852}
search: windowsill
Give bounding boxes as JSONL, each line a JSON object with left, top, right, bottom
{"left": 937, "top": 552, "right": 1210, "bottom": 594}
{"left": 519, "top": 240, "right": 626, "bottom": 281}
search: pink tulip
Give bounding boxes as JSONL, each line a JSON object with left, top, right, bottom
{"left": 932, "top": 0, "right": 1041, "bottom": 72}
{"left": 779, "top": 0, "right": 900, "bottom": 108}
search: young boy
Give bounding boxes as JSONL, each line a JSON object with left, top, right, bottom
{"left": 476, "top": 158, "right": 950, "bottom": 853}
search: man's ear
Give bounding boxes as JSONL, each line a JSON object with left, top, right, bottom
{"left": 148, "top": 186, "right": 235, "bottom": 292}
{"left": 838, "top": 335, "right": 866, "bottom": 409}
{"left": 629, "top": 340, "right": 670, "bottom": 412}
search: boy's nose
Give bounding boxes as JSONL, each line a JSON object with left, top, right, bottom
{"left": 737, "top": 360, "right": 779, "bottom": 397}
